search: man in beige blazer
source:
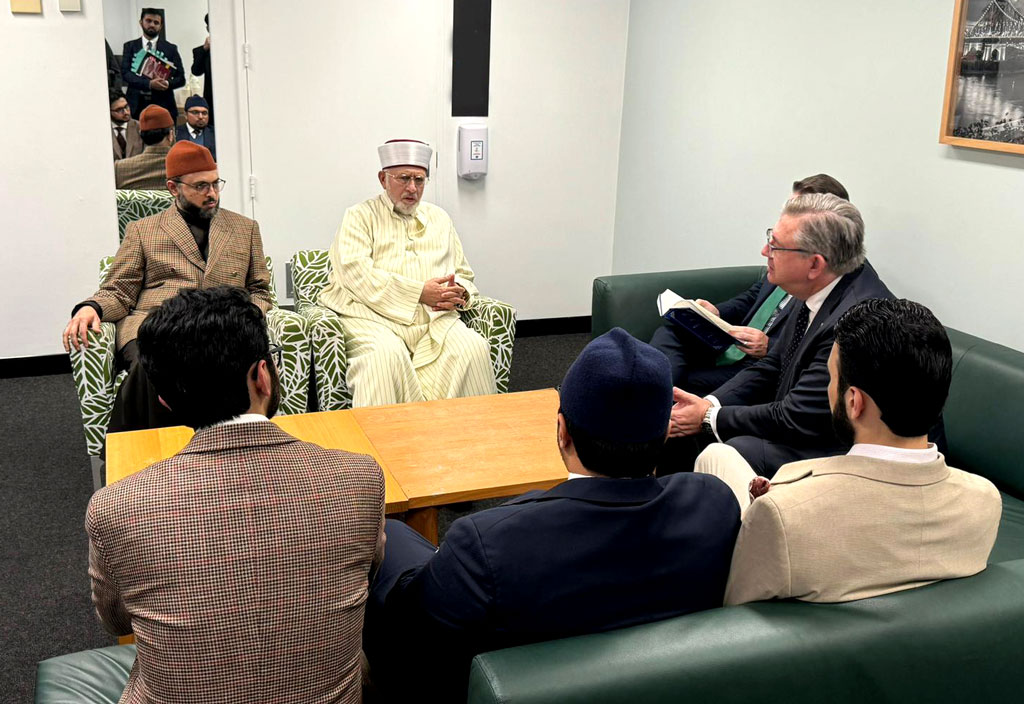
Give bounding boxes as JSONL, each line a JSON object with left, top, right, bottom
{"left": 87, "top": 287, "right": 384, "bottom": 704}
{"left": 64, "top": 141, "right": 272, "bottom": 433}
{"left": 110, "top": 93, "right": 143, "bottom": 161}
{"left": 114, "top": 104, "right": 176, "bottom": 189}
{"left": 697, "top": 298, "right": 1001, "bottom": 604}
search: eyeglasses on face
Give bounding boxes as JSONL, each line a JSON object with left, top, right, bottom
{"left": 186, "top": 109, "right": 209, "bottom": 116}
{"left": 111, "top": 105, "right": 130, "bottom": 113}
{"left": 765, "top": 228, "right": 818, "bottom": 257}
{"left": 387, "top": 172, "right": 429, "bottom": 188}
{"left": 267, "top": 343, "right": 283, "bottom": 368}
{"left": 175, "top": 178, "right": 226, "bottom": 194}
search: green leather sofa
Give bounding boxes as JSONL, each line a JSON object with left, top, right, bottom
{"left": 466, "top": 266, "right": 1024, "bottom": 703}
{"left": 35, "top": 266, "right": 1024, "bottom": 702}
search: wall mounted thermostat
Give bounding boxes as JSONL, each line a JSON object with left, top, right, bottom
{"left": 457, "top": 123, "right": 488, "bottom": 180}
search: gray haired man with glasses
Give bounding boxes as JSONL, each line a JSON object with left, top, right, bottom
{"left": 318, "top": 138, "right": 496, "bottom": 407}
{"left": 662, "top": 192, "right": 895, "bottom": 478}
{"left": 64, "top": 141, "right": 273, "bottom": 434}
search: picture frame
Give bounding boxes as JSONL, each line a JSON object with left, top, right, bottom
{"left": 940, "top": 0, "right": 1024, "bottom": 155}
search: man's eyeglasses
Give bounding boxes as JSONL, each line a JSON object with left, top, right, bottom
{"left": 186, "top": 109, "right": 209, "bottom": 117}
{"left": 267, "top": 343, "right": 283, "bottom": 368}
{"left": 111, "top": 105, "right": 130, "bottom": 113}
{"left": 387, "top": 173, "right": 429, "bottom": 188}
{"left": 175, "top": 178, "right": 226, "bottom": 194}
{"left": 765, "top": 228, "right": 819, "bottom": 257}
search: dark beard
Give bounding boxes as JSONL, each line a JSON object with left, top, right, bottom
{"left": 176, "top": 193, "right": 218, "bottom": 221}
{"left": 831, "top": 395, "right": 855, "bottom": 447}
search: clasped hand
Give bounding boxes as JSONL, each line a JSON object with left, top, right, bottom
{"left": 668, "top": 387, "right": 712, "bottom": 438}
{"left": 420, "top": 274, "right": 466, "bottom": 312}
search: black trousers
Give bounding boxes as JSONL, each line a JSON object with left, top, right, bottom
{"left": 107, "top": 340, "right": 179, "bottom": 436}
{"left": 649, "top": 324, "right": 755, "bottom": 396}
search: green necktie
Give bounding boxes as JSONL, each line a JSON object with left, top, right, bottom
{"left": 716, "top": 286, "right": 788, "bottom": 366}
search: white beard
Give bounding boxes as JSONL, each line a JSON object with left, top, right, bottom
{"left": 387, "top": 192, "right": 418, "bottom": 216}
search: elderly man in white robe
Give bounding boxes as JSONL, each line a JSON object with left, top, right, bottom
{"left": 319, "top": 139, "right": 497, "bottom": 407}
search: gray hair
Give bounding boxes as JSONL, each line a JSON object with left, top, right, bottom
{"left": 782, "top": 193, "right": 865, "bottom": 275}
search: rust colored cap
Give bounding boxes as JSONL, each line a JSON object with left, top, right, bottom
{"left": 166, "top": 141, "right": 217, "bottom": 179}
{"left": 138, "top": 104, "right": 174, "bottom": 131}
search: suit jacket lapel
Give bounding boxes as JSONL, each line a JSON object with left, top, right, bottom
{"left": 206, "top": 211, "right": 230, "bottom": 272}
{"left": 162, "top": 208, "right": 206, "bottom": 271}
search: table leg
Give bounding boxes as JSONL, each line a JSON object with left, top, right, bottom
{"left": 405, "top": 507, "right": 439, "bottom": 546}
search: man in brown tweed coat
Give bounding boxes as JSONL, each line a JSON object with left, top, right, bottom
{"left": 86, "top": 287, "right": 385, "bottom": 704}
{"left": 64, "top": 141, "right": 272, "bottom": 433}
{"left": 114, "top": 104, "right": 176, "bottom": 189}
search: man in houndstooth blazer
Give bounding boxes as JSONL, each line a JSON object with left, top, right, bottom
{"left": 87, "top": 287, "right": 385, "bottom": 704}
{"left": 65, "top": 142, "right": 272, "bottom": 432}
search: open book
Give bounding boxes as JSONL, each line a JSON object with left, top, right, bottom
{"left": 657, "top": 289, "right": 742, "bottom": 353}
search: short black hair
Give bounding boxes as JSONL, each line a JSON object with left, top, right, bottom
{"left": 140, "top": 127, "right": 171, "bottom": 145}
{"left": 109, "top": 90, "right": 126, "bottom": 107}
{"left": 140, "top": 8, "right": 162, "bottom": 21}
{"left": 834, "top": 298, "right": 951, "bottom": 437}
{"left": 561, "top": 409, "right": 664, "bottom": 479}
{"left": 138, "top": 286, "right": 269, "bottom": 429}
{"left": 792, "top": 174, "right": 849, "bottom": 201}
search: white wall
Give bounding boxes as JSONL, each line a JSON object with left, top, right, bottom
{"left": 614, "top": 0, "right": 1024, "bottom": 352}
{"left": 0, "top": 1, "right": 116, "bottom": 359}
{"left": 239, "top": 0, "right": 629, "bottom": 319}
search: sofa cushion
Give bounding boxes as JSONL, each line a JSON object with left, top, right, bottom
{"left": 991, "top": 492, "right": 1024, "bottom": 564}
{"left": 591, "top": 266, "right": 765, "bottom": 342}
{"left": 36, "top": 645, "right": 134, "bottom": 704}
{"left": 468, "top": 559, "right": 1024, "bottom": 704}
{"left": 944, "top": 328, "right": 1024, "bottom": 498}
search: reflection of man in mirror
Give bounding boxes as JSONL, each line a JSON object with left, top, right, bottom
{"left": 121, "top": 8, "right": 185, "bottom": 123}
{"left": 110, "top": 92, "right": 143, "bottom": 162}
{"left": 65, "top": 141, "right": 273, "bottom": 434}
{"left": 115, "top": 105, "right": 176, "bottom": 190}
{"left": 176, "top": 96, "right": 216, "bottom": 161}
{"left": 191, "top": 13, "right": 214, "bottom": 126}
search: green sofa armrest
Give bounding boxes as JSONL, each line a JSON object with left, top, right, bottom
{"left": 468, "top": 559, "right": 1024, "bottom": 704}
{"left": 69, "top": 323, "right": 119, "bottom": 458}
{"left": 591, "top": 266, "right": 766, "bottom": 342}
{"left": 300, "top": 303, "right": 352, "bottom": 411}
{"left": 265, "top": 307, "right": 310, "bottom": 416}
{"left": 460, "top": 295, "right": 517, "bottom": 394}
{"left": 36, "top": 644, "right": 136, "bottom": 704}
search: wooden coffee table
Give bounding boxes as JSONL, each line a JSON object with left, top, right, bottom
{"left": 105, "top": 389, "right": 568, "bottom": 543}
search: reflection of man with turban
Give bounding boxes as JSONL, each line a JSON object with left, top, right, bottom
{"left": 319, "top": 139, "right": 496, "bottom": 406}
{"left": 64, "top": 141, "right": 272, "bottom": 433}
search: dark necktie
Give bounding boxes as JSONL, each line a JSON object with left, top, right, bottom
{"left": 115, "top": 127, "right": 126, "bottom": 157}
{"left": 146, "top": 40, "right": 153, "bottom": 52}
{"left": 780, "top": 303, "right": 811, "bottom": 373}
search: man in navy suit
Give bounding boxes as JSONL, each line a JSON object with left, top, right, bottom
{"left": 176, "top": 96, "right": 216, "bottom": 161}
{"left": 666, "top": 193, "right": 894, "bottom": 477}
{"left": 120, "top": 9, "right": 186, "bottom": 124}
{"left": 650, "top": 174, "right": 849, "bottom": 395}
{"left": 363, "top": 328, "right": 741, "bottom": 701}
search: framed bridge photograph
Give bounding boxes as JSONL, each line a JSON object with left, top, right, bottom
{"left": 941, "top": 0, "right": 1024, "bottom": 155}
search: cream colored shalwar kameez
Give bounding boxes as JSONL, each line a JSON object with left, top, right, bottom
{"left": 319, "top": 193, "right": 496, "bottom": 407}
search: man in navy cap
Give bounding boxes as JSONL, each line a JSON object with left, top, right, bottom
{"left": 363, "top": 328, "right": 741, "bottom": 700}
{"left": 176, "top": 95, "right": 216, "bottom": 161}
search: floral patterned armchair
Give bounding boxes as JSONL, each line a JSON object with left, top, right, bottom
{"left": 70, "top": 191, "right": 309, "bottom": 490}
{"left": 290, "top": 249, "right": 516, "bottom": 411}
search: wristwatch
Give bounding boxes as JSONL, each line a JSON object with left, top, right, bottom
{"left": 700, "top": 406, "right": 715, "bottom": 436}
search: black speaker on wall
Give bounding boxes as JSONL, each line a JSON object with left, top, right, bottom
{"left": 452, "top": 0, "right": 491, "bottom": 116}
